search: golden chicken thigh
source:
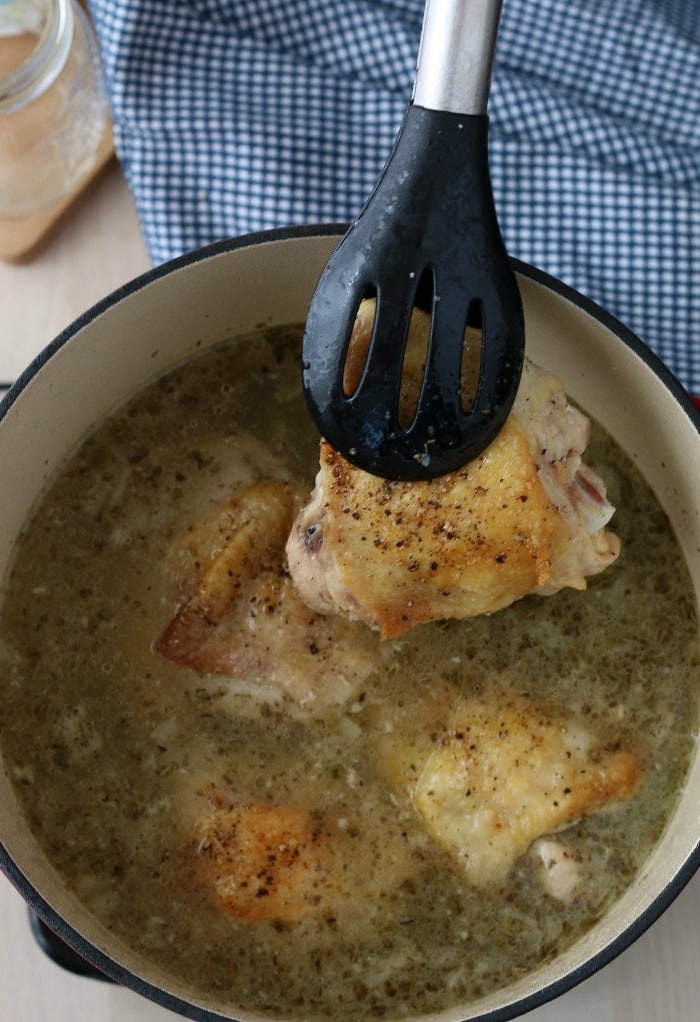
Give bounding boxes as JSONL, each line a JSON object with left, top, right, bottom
{"left": 286, "top": 302, "right": 620, "bottom": 639}
{"left": 157, "top": 479, "right": 379, "bottom": 714}
{"left": 411, "top": 684, "right": 640, "bottom": 887}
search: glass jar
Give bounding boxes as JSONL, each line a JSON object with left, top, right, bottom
{"left": 0, "top": 0, "right": 107, "bottom": 217}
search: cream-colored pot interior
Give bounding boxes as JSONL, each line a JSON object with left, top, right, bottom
{"left": 1, "top": 226, "right": 699, "bottom": 1022}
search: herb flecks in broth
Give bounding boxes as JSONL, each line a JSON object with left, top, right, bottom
{"left": 0, "top": 326, "right": 698, "bottom": 1022}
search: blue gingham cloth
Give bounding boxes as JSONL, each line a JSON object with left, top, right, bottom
{"left": 87, "top": 0, "right": 700, "bottom": 394}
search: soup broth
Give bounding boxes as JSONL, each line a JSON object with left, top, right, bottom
{"left": 0, "top": 326, "right": 698, "bottom": 1020}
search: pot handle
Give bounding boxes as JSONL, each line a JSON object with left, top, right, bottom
{"left": 28, "top": 909, "right": 114, "bottom": 982}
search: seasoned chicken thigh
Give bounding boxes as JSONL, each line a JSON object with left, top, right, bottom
{"left": 381, "top": 681, "right": 640, "bottom": 888}
{"left": 195, "top": 802, "right": 330, "bottom": 923}
{"left": 413, "top": 685, "right": 640, "bottom": 887}
{"left": 193, "top": 797, "right": 414, "bottom": 926}
{"left": 157, "top": 479, "right": 379, "bottom": 714}
{"left": 286, "top": 302, "right": 620, "bottom": 639}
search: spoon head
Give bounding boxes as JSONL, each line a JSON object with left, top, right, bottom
{"left": 302, "top": 107, "right": 525, "bottom": 481}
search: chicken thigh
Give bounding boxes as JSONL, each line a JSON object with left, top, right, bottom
{"left": 286, "top": 302, "right": 620, "bottom": 639}
{"left": 157, "top": 479, "right": 379, "bottom": 714}
{"left": 411, "top": 683, "right": 640, "bottom": 887}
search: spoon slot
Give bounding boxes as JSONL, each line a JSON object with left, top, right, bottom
{"left": 342, "top": 287, "right": 377, "bottom": 398}
{"left": 461, "top": 300, "right": 484, "bottom": 414}
{"left": 398, "top": 267, "right": 434, "bottom": 429}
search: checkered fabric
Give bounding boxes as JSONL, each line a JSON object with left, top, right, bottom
{"left": 87, "top": 0, "right": 700, "bottom": 393}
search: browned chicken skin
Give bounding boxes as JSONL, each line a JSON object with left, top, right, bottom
{"left": 410, "top": 683, "right": 640, "bottom": 887}
{"left": 192, "top": 795, "right": 415, "bottom": 925}
{"left": 156, "top": 479, "right": 379, "bottom": 713}
{"left": 374, "top": 675, "right": 640, "bottom": 890}
{"left": 286, "top": 302, "right": 620, "bottom": 639}
{"left": 194, "top": 801, "right": 345, "bottom": 924}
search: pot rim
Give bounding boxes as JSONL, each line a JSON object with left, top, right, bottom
{"left": 1, "top": 222, "right": 699, "bottom": 1022}
{"left": 1, "top": 221, "right": 698, "bottom": 429}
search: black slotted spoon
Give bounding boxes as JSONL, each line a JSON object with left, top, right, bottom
{"left": 302, "top": 0, "right": 525, "bottom": 481}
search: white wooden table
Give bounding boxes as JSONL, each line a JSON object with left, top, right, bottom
{"left": 1, "top": 159, "right": 700, "bottom": 1022}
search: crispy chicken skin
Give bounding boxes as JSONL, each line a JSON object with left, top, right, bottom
{"left": 286, "top": 303, "right": 620, "bottom": 639}
{"left": 156, "top": 479, "right": 379, "bottom": 713}
{"left": 391, "top": 683, "right": 640, "bottom": 888}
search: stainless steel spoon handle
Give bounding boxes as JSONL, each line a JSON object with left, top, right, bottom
{"left": 413, "top": 0, "right": 504, "bottom": 115}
